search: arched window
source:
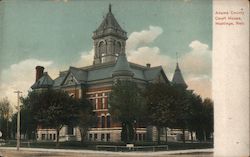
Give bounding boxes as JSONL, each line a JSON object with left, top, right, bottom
{"left": 107, "top": 115, "right": 111, "bottom": 128}
{"left": 116, "top": 41, "right": 121, "bottom": 54}
{"left": 99, "top": 41, "right": 106, "bottom": 55}
{"left": 101, "top": 116, "right": 105, "bottom": 128}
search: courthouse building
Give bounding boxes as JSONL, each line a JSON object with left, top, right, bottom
{"left": 31, "top": 5, "right": 188, "bottom": 142}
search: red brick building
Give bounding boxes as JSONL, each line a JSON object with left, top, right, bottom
{"left": 31, "top": 5, "right": 187, "bottom": 142}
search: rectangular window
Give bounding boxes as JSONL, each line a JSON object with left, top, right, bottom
{"left": 143, "top": 134, "right": 146, "bottom": 141}
{"left": 107, "top": 96, "right": 110, "bottom": 109}
{"left": 42, "top": 134, "right": 45, "bottom": 140}
{"left": 89, "top": 134, "right": 93, "bottom": 141}
{"left": 139, "top": 134, "right": 142, "bottom": 141}
{"left": 95, "top": 99, "right": 98, "bottom": 109}
{"left": 67, "top": 126, "right": 74, "bottom": 135}
{"left": 94, "top": 134, "right": 97, "bottom": 141}
{"left": 102, "top": 98, "right": 105, "bottom": 109}
{"left": 101, "top": 134, "right": 105, "bottom": 141}
{"left": 101, "top": 116, "right": 105, "bottom": 128}
{"left": 106, "top": 133, "right": 110, "bottom": 141}
{"left": 49, "top": 134, "right": 52, "bottom": 140}
{"left": 53, "top": 134, "right": 56, "bottom": 140}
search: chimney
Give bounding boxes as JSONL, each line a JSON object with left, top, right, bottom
{"left": 146, "top": 63, "right": 151, "bottom": 68}
{"left": 35, "top": 66, "right": 44, "bottom": 82}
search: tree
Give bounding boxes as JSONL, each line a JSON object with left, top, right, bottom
{"left": 109, "top": 80, "right": 145, "bottom": 143}
{"left": 0, "top": 97, "right": 13, "bottom": 140}
{"left": 185, "top": 92, "right": 203, "bottom": 143}
{"left": 22, "top": 89, "right": 79, "bottom": 146}
{"left": 75, "top": 97, "right": 96, "bottom": 143}
{"left": 200, "top": 98, "right": 214, "bottom": 141}
{"left": 144, "top": 83, "right": 176, "bottom": 144}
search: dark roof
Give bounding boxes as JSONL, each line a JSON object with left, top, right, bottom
{"left": 96, "top": 4, "right": 125, "bottom": 33}
{"left": 93, "top": 4, "right": 127, "bottom": 40}
{"left": 112, "top": 53, "right": 134, "bottom": 77}
{"left": 31, "top": 72, "right": 54, "bottom": 89}
{"left": 46, "top": 61, "right": 169, "bottom": 88}
{"left": 172, "top": 63, "right": 187, "bottom": 88}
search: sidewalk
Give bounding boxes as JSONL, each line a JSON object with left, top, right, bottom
{"left": 0, "top": 147, "right": 213, "bottom": 156}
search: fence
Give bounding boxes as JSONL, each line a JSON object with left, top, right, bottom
{"left": 96, "top": 145, "right": 168, "bottom": 152}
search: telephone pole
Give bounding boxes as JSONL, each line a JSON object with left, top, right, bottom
{"left": 14, "top": 90, "right": 22, "bottom": 151}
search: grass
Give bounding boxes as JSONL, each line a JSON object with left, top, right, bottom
{"left": 1, "top": 140, "right": 213, "bottom": 151}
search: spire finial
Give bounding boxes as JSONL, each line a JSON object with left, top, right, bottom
{"left": 175, "top": 52, "right": 180, "bottom": 70}
{"left": 109, "top": 3, "right": 112, "bottom": 12}
{"left": 176, "top": 52, "right": 179, "bottom": 64}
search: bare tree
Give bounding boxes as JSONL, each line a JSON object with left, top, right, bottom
{"left": 0, "top": 97, "right": 13, "bottom": 140}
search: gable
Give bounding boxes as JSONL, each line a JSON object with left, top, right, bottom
{"left": 61, "top": 72, "right": 79, "bottom": 86}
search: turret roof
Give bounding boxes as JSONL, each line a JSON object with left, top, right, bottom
{"left": 172, "top": 63, "right": 187, "bottom": 88}
{"left": 95, "top": 4, "right": 125, "bottom": 33}
{"left": 112, "top": 53, "right": 134, "bottom": 77}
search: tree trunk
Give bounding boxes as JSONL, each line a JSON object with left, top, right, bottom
{"left": 157, "top": 127, "right": 160, "bottom": 144}
{"left": 56, "top": 128, "right": 60, "bottom": 147}
{"left": 79, "top": 128, "right": 88, "bottom": 143}
{"left": 191, "top": 131, "right": 193, "bottom": 143}
{"left": 6, "top": 119, "right": 8, "bottom": 141}
{"left": 126, "top": 124, "right": 129, "bottom": 142}
{"left": 182, "top": 128, "right": 185, "bottom": 143}
{"left": 165, "top": 127, "right": 168, "bottom": 143}
{"left": 203, "top": 129, "right": 207, "bottom": 142}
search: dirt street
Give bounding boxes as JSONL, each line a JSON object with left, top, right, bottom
{"left": 0, "top": 150, "right": 213, "bottom": 157}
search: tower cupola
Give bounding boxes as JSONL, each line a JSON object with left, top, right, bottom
{"left": 92, "top": 4, "right": 127, "bottom": 65}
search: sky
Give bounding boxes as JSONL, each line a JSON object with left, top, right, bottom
{"left": 0, "top": 0, "right": 212, "bottom": 107}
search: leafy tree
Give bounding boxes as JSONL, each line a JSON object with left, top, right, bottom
{"left": 200, "top": 98, "right": 214, "bottom": 141}
{"left": 0, "top": 97, "right": 13, "bottom": 140}
{"left": 144, "top": 83, "right": 176, "bottom": 144}
{"left": 109, "top": 80, "right": 145, "bottom": 142}
{"left": 170, "top": 85, "right": 192, "bottom": 143}
{"left": 22, "top": 89, "right": 79, "bottom": 146}
{"left": 185, "top": 92, "right": 203, "bottom": 142}
{"left": 75, "top": 97, "right": 96, "bottom": 143}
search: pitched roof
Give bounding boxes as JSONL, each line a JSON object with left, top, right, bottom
{"left": 172, "top": 63, "right": 187, "bottom": 88}
{"left": 95, "top": 4, "right": 125, "bottom": 33}
{"left": 31, "top": 72, "right": 54, "bottom": 89}
{"left": 46, "top": 61, "right": 169, "bottom": 88}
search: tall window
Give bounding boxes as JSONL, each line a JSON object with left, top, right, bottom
{"left": 101, "top": 134, "right": 105, "bottom": 141}
{"left": 107, "top": 115, "right": 111, "bottom": 128}
{"left": 106, "top": 133, "right": 110, "bottom": 141}
{"left": 116, "top": 41, "right": 121, "bottom": 54}
{"left": 67, "top": 125, "right": 74, "bottom": 135}
{"left": 101, "top": 116, "right": 105, "bottom": 128}
{"left": 99, "top": 41, "right": 106, "bottom": 54}
{"left": 102, "top": 97, "right": 105, "bottom": 109}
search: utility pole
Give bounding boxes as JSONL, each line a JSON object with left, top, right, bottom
{"left": 14, "top": 90, "right": 22, "bottom": 151}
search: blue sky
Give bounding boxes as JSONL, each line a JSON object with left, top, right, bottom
{"left": 0, "top": 0, "right": 212, "bottom": 105}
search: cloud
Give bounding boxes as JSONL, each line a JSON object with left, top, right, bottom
{"left": 0, "top": 26, "right": 212, "bottom": 109}
{"left": 73, "top": 48, "right": 94, "bottom": 67}
{"left": 0, "top": 59, "right": 58, "bottom": 108}
{"left": 125, "top": 26, "right": 211, "bottom": 99}
{"left": 180, "top": 40, "right": 211, "bottom": 76}
{"left": 126, "top": 26, "right": 163, "bottom": 52}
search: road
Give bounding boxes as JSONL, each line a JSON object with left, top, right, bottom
{"left": 0, "top": 148, "right": 213, "bottom": 157}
